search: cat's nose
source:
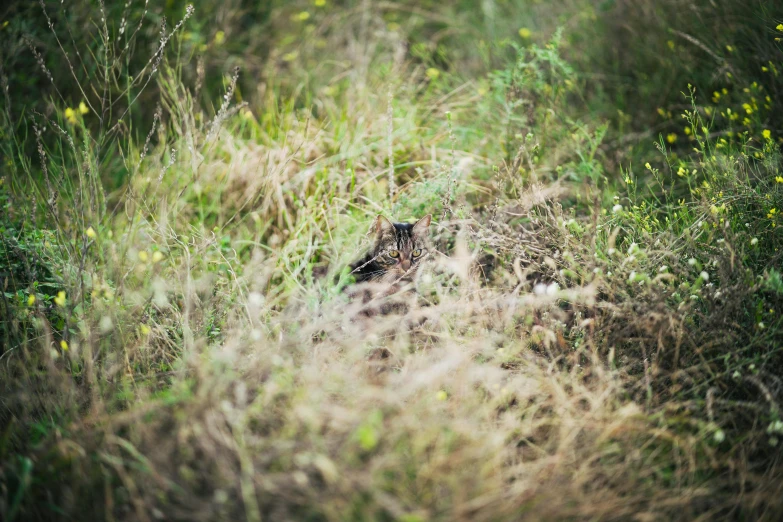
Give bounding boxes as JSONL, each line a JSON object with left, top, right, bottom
{"left": 400, "top": 258, "right": 411, "bottom": 270}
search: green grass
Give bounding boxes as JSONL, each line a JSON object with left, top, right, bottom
{"left": 2, "top": 0, "right": 783, "bottom": 520}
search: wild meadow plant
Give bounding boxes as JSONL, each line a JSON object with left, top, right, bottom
{"left": 1, "top": 1, "right": 783, "bottom": 520}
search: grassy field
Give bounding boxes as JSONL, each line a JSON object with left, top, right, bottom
{"left": 2, "top": 0, "right": 783, "bottom": 520}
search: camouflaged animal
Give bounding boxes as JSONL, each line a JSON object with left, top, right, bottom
{"left": 349, "top": 214, "right": 432, "bottom": 284}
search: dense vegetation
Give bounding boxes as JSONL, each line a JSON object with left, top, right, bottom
{"left": 2, "top": 0, "right": 783, "bottom": 519}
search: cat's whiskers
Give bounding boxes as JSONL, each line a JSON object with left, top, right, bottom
{"left": 349, "top": 253, "right": 384, "bottom": 274}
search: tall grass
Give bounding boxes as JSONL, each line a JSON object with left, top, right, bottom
{"left": 2, "top": 0, "right": 783, "bottom": 520}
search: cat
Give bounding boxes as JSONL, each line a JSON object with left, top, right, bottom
{"left": 348, "top": 214, "right": 432, "bottom": 285}
{"left": 339, "top": 214, "right": 434, "bottom": 365}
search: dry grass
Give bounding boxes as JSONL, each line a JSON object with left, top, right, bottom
{"left": 2, "top": 1, "right": 783, "bottom": 521}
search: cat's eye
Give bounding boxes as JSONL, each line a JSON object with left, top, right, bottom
{"left": 412, "top": 249, "right": 422, "bottom": 257}
{"left": 388, "top": 250, "right": 400, "bottom": 258}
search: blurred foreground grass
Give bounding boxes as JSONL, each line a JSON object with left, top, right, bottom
{"left": 2, "top": 0, "right": 783, "bottom": 520}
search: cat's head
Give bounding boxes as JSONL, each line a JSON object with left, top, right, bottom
{"left": 370, "top": 214, "right": 432, "bottom": 280}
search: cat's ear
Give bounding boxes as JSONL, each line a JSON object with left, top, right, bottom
{"left": 373, "top": 215, "right": 395, "bottom": 236}
{"left": 412, "top": 214, "right": 432, "bottom": 235}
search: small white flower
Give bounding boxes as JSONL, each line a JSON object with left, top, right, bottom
{"left": 593, "top": 267, "right": 601, "bottom": 274}
{"left": 628, "top": 271, "right": 636, "bottom": 282}
{"left": 751, "top": 237, "right": 759, "bottom": 246}
{"left": 700, "top": 271, "right": 709, "bottom": 282}
{"left": 545, "top": 282, "right": 560, "bottom": 296}
{"left": 627, "top": 255, "right": 636, "bottom": 263}
{"left": 248, "top": 292, "right": 265, "bottom": 307}
{"left": 768, "top": 420, "right": 783, "bottom": 434}
{"left": 659, "top": 265, "right": 668, "bottom": 272}
{"left": 612, "top": 204, "right": 623, "bottom": 213}
{"left": 688, "top": 258, "right": 697, "bottom": 266}
{"left": 607, "top": 248, "right": 616, "bottom": 255}
{"left": 100, "top": 316, "right": 113, "bottom": 333}
{"left": 627, "top": 242, "right": 638, "bottom": 254}
{"left": 533, "top": 283, "right": 547, "bottom": 295}
{"left": 758, "top": 322, "right": 766, "bottom": 329}
{"left": 713, "top": 429, "right": 725, "bottom": 443}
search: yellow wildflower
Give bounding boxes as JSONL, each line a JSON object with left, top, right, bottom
{"left": 518, "top": 28, "right": 532, "bottom": 39}
{"left": 315, "top": 0, "right": 326, "bottom": 6}
{"left": 292, "top": 11, "right": 310, "bottom": 21}
{"left": 152, "top": 251, "right": 165, "bottom": 263}
{"left": 777, "top": 24, "right": 783, "bottom": 31}
{"left": 140, "top": 324, "right": 151, "bottom": 335}
{"left": 775, "top": 176, "right": 783, "bottom": 183}
{"left": 60, "top": 340, "right": 68, "bottom": 351}
{"left": 138, "top": 251, "right": 149, "bottom": 262}
{"left": 86, "top": 226, "right": 97, "bottom": 239}
{"left": 666, "top": 133, "right": 677, "bottom": 144}
{"left": 436, "top": 390, "right": 448, "bottom": 401}
{"left": 54, "top": 291, "right": 66, "bottom": 307}
{"left": 214, "top": 30, "right": 225, "bottom": 45}
{"left": 763, "top": 129, "right": 771, "bottom": 140}
{"left": 768, "top": 208, "right": 778, "bottom": 219}
{"left": 64, "top": 107, "right": 77, "bottom": 124}
{"left": 426, "top": 68, "right": 440, "bottom": 80}
{"left": 725, "top": 45, "right": 734, "bottom": 52}
{"left": 78, "top": 101, "right": 89, "bottom": 115}
{"left": 27, "top": 294, "right": 36, "bottom": 306}
{"left": 667, "top": 40, "right": 675, "bottom": 50}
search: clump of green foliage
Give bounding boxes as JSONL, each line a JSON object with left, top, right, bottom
{"left": 2, "top": 1, "right": 783, "bottom": 520}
